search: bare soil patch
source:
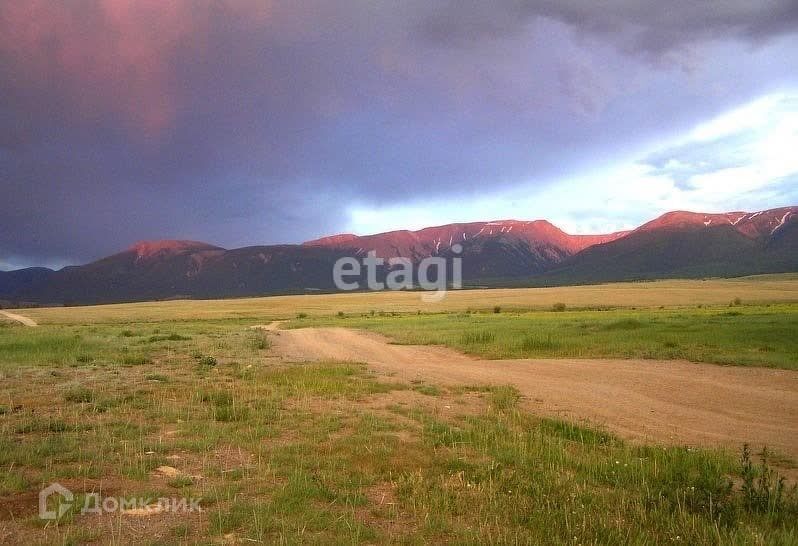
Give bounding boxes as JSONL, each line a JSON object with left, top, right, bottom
{"left": 272, "top": 326, "right": 798, "bottom": 459}
{"left": 0, "top": 310, "right": 37, "bottom": 327}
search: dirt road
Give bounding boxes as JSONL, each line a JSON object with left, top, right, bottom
{"left": 271, "top": 325, "right": 798, "bottom": 458}
{"left": 0, "top": 310, "right": 37, "bottom": 327}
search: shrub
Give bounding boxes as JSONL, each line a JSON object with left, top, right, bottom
{"left": 337, "top": 311, "right": 345, "bottom": 318}
{"left": 740, "top": 444, "right": 797, "bottom": 518}
{"left": 198, "top": 355, "right": 217, "bottom": 367}
{"left": 552, "top": 302, "right": 566, "bottom": 312}
{"left": 251, "top": 334, "right": 270, "bottom": 350}
{"left": 297, "top": 312, "right": 308, "bottom": 319}
{"left": 666, "top": 444, "right": 798, "bottom": 526}
{"left": 493, "top": 306, "right": 501, "bottom": 314}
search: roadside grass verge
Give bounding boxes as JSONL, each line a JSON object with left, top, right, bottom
{"left": 0, "top": 319, "right": 268, "bottom": 370}
{"left": 0, "top": 325, "right": 152, "bottom": 369}
{"left": 288, "top": 303, "right": 798, "bottom": 369}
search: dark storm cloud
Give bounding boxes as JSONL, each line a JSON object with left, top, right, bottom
{"left": 1, "top": 1, "right": 797, "bottom": 267}
{"left": 418, "top": 0, "right": 798, "bottom": 56}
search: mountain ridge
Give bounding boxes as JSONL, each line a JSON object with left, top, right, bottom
{"left": 304, "top": 219, "right": 630, "bottom": 258}
{"left": 1, "top": 206, "right": 796, "bottom": 305}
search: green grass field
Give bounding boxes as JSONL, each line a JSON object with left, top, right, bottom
{"left": 289, "top": 303, "right": 798, "bottom": 370}
{"left": 1, "top": 282, "right": 798, "bottom": 543}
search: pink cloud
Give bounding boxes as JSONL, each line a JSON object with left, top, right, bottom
{"left": 0, "top": 0, "right": 273, "bottom": 137}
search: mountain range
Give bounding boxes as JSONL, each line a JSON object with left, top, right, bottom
{"left": 1, "top": 207, "right": 796, "bottom": 306}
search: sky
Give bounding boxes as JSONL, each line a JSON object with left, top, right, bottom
{"left": 1, "top": 1, "right": 798, "bottom": 270}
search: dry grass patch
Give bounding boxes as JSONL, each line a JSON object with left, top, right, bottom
{"left": 16, "top": 274, "right": 798, "bottom": 324}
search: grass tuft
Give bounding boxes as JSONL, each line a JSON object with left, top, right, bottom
{"left": 64, "top": 386, "right": 95, "bottom": 403}
{"left": 250, "top": 332, "right": 271, "bottom": 350}
{"left": 148, "top": 333, "right": 192, "bottom": 342}
{"left": 197, "top": 355, "right": 218, "bottom": 368}
{"left": 460, "top": 330, "right": 495, "bottom": 344}
{"left": 520, "top": 334, "right": 560, "bottom": 351}
{"left": 602, "top": 318, "right": 644, "bottom": 330}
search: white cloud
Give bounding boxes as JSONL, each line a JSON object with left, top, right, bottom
{"left": 346, "top": 89, "right": 798, "bottom": 235}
